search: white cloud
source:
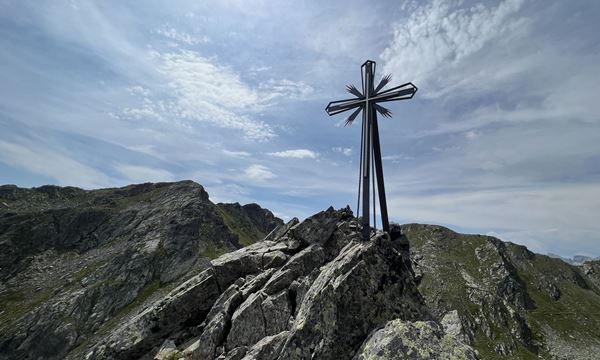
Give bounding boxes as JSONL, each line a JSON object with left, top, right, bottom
{"left": 465, "top": 130, "right": 478, "bottom": 140}
{"left": 382, "top": 154, "right": 414, "bottom": 162}
{"left": 126, "top": 86, "right": 151, "bottom": 97}
{"left": 125, "top": 144, "right": 167, "bottom": 160}
{"left": 223, "top": 149, "right": 251, "bottom": 157}
{"left": 258, "top": 79, "right": 314, "bottom": 101}
{"left": 249, "top": 65, "right": 271, "bottom": 73}
{"left": 115, "top": 164, "right": 175, "bottom": 183}
{"left": 122, "top": 51, "right": 315, "bottom": 142}
{"left": 155, "top": 25, "right": 210, "bottom": 45}
{"left": 244, "top": 164, "right": 275, "bottom": 180}
{"left": 333, "top": 147, "right": 352, "bottom": 156}
{"left": 381, "top": 0, "right": 525, "bottom": 97}
{"left": 122, "top": 106, "right": 163, "bottom": 121}
{"left": 268, "top": 149, "right": 319, "bottom": 159}
{"left": 157, "top": 50, "right": 259, "bottom": 110}
{"left": 0, "top": 139, "right": 110, "bottom": 188}
{"left": 122, "top": 50, "right": 277, "bottom": 141}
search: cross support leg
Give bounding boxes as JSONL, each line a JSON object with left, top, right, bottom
{"left": 361, "top": 110, "right": 371, "bottom": 241}
{"left": 371, "top": 110, "right": 390, "bottom": 233}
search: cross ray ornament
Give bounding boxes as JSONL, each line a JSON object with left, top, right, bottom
{"left": 325, "top": 60, "right": 417, "bottom": 241}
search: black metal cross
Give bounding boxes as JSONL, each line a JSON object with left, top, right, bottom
{"left": 325, "top": 60, "right": 417, "bottom": 241}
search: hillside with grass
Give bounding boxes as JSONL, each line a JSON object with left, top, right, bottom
{"left": 404, "top": 224, "right": 600, "bottom": 359}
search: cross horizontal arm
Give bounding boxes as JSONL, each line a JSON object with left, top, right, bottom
{"left": 371, "top": 82, "right": 418, "bottom": 103}
{"left": 325, "top": 98, "right": 364, "bottom": 116}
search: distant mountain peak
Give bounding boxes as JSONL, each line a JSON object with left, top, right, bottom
{"left": 547, "top": 253, "right": 599, "bottom": 265}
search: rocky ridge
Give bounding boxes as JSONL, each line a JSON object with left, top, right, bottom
{"left": 82, "top": 207, "right": 477, "bottom": 360}
{"left": 2, "top": 181, "right": 600, "bottom": 359}
{"left": 0, "top": 181, "right": 281, "bottom": 360}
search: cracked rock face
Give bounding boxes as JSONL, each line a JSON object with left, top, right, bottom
{"left": 81, "top": 206, "right": 475, "bottom": 360}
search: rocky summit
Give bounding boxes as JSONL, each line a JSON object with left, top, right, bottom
{"left": 80, "top": 207, "right": 460, "bottom": 360}
{"left": 1, "top": 181, "right": 600, "bottom": 360}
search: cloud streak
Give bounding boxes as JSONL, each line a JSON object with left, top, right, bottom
{"left": 268, "top": 149, "right": 319, "bottom": 159}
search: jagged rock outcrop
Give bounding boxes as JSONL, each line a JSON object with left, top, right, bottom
{"left": 80, "top": 207, "right": 474, "bottom": 360}
{"left": 0, "top": 181, "right": 281, "bottom": 360}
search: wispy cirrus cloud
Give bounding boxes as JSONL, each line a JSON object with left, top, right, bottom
{"left": 120, "top": 50, "right": 316, "bottom": 142}
{"left": 268, "top": 149, "right": 319, "bottom": 159}
{"left": 332, "top": 147, "right": 352, "bottom": 156}
{"left": 223, "top": 149, "right": 252, "bottom": 158}
{"left": 155, "top": 25, "right": 210, "bottom": 46}
{"left": 152, "top": 50, "right": 275, "bottom": 141}
{"left": 258, "top": 79, "right": 314, "bottom": 101}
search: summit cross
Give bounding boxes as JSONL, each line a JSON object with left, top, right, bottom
{"left": 325, "top": 60, "right": 417, "bottom": 241}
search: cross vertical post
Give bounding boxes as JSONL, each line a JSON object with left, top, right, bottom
{"left": 361, "top": 61, "right": 373, "bottom": 241}
{"left": 325, "top": 60, "right": 417, "bottom": 241}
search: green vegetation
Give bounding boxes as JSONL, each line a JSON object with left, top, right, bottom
{"left": 216, "top": 205, "right": 264, "bottom": 246}
{"left": 203, "top": 241, "right": 229, "bottom": 259}
{"left": 516, "top": 256, "right": 600, "bottom": 344}
{"left": 112, "top": 187, "right": 160, "bottom": 210}
{"left": 0, "top": 287, "right": 54, "bottom": 336}
{"left": 403, "top": 224, "right": 600, "bottom": 359}
{"left": 125, "top": 279, "right": 161, "bottom": 313}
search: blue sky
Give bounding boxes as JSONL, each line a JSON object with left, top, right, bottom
{"left": 1, "top": 0, "right": 599, "bottom": 257}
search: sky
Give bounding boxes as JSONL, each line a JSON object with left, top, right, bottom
{"left": 1, "top": 0, "right": 599, "bottom": 257}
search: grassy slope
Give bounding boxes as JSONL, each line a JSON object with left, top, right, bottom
{"left": 403, "top": 224, "right": 600, "bottom": 359}
{"left": 215, "top": 204, "right": 269, "bottom": 247}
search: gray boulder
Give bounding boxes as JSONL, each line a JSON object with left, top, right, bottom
{"left": 354, "top": 319, "right": 479, "bottom": 360}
